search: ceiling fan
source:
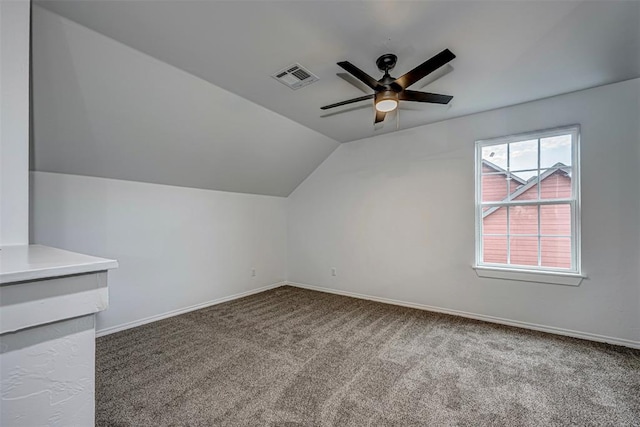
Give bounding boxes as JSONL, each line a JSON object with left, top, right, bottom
{"left": 321, "top": 49, "right": 456, "bottom": 124}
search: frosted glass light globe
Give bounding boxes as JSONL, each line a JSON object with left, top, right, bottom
{"left": 375, "top": 99, "right": 398, "bottom": 112}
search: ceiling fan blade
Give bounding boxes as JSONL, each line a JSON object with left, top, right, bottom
{"left": 399, "top": 90, "right": 453, "bottom": 104}
{"left": 337, "top": 72, "right": 371, "bottom": 94}
{"left": 416, "top": 64, "right": 454, "bottom": 89}
{"left": 393, "top": 49, "right": 456, "bottom": 90}
{"left": 374, "top": 110, "right": 386, "bottom": 124}
{"left": 337, "top": 61, "right": 383, "bottom": 91}
{"left": 321, "top": 94, "right": 374, "bottom": 110}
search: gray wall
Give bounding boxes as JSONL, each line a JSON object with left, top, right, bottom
{"left": 31, "top": 172, "right": 287, "bottom": 334}
{"left": 288, "top": 78, "right": 640, "bottom": 346}
{"left": 0, "top": 0, "right": 30, "bottom": 245}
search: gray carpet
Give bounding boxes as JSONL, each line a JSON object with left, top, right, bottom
{"left": 96, "top": 286, "right": 640, "bottom": 426}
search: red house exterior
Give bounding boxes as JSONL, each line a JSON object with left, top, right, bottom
{"left": 481, "top": 160, "right": 572, "bottom": 269}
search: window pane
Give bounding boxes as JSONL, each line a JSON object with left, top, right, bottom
{"left": 482, "top": 144, "right": 507, "bottom": 170}
{"left": 539, "top": 168, "right": 572, "bottom": 200}
{"left": 481, "top": 173, "right": 509, "bottom": 202}
{"left": 483, "top": 236, "right": 507, "bottom": 264}
{"left": 509, "top": 139, "right": 538, "bottom": 171}
{"left": 510, "top": 236, "right": 538, "bottom": 266}
{"left": 541, "top": 237, "right": 572, "bottom": 269}
{"left": 476, "top": 126, "right": 579, "bottom": 274}
{"left": 482, "top": 206, "right": 507, "bottom": 235}
{"left": 541, "top": 134, "right": 572, "bottom": 168}
{"left": 509, "top": 205, "right": 538, "bottom": 235}
{"left": 540, "top": 204, "right": 571, "bottom": 236}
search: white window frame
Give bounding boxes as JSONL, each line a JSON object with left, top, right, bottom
{"left": 473, "top": 125, "right": 583, "bottom": 286}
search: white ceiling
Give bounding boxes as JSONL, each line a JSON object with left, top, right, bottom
{"left": 36, "top": 0, "right": 640, "bottom": 144}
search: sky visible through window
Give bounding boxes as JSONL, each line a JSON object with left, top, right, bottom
{"left": 482, "top": 134, "right": 572, "bottom": 180}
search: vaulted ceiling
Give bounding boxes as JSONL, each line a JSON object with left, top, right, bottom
{"left": 36, "top": 0, "right": 640, "bottom": 144}
{"left": 31, "top": 1, "right": 639, "bottom": 196}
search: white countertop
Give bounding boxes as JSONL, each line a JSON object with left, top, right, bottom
{"left": 0, "top": 244, "right": 118, "bottom": 284}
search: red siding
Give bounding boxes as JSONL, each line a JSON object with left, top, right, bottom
{"left": 482, "top": 170, "right": 572, "bottom": 268}
{"left": 541, "top": 173, "right": 572, "bottom": 199}
{"left": 541, "top": 204, "right": 571, "bottom": 235}
{"left": 509, "top": 205, "right": 538, "bottom": 235}
{"left": 481, "top": 173, "right": 509, "bottom": 202}
{"left": 515, "top": 172, "right": 572, "bottom": 201}
{"left": 510, "top": 236, "right": 538, "bottom": 266}
{"left": 483, "top": 207, "right": 506, "bottom": 234}
{"left": 541, "top": 238, "right": 572, "bottom": 268}
{"left": 483, "top": 236, "right": 507, "bottom": 263}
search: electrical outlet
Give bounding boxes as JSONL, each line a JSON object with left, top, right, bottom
{"left": 251, "top": 268, "right": 256, "bottom": 277}
{"left": 331, "top": 268, "right": 337, "bottom": 277}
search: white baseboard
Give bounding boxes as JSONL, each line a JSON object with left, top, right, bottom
{"left": 286, "top": 282, "right": 640, "bottom": 350}
{"left": 97, "top": 280, "right": 640, "bottom": 349}
{"left": 95, "top": 282, "right": 286, "bottom": 337}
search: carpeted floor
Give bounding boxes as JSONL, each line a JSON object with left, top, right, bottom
{"left": 96, "top": 286, "right": 640, "bottom": 426}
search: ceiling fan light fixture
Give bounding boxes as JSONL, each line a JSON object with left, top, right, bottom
{"left": 321, "top": 49, "right": 455, "bottom": 125}
{"left": 375, "top": 90, "right": 399, "bottom": 112}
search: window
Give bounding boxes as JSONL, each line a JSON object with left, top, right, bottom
{"left": 475, "top": 125, "right": 581, "bottom": 278}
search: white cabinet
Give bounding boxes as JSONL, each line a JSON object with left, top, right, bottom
{"left": 0, "top": 245, "right": 117, "bottom": 426}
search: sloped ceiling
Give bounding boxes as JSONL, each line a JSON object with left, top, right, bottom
{"left": 36, "top": 0, "right": 640, "bottom": 145}
{"left": 31, "top": 7, "right": 339, "bottom": 197}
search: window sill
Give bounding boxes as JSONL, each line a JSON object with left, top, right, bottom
{"left": 472, "top": 265, "right": 585, "bottom": 286}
